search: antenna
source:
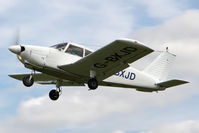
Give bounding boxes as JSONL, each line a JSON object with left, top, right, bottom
{"left": 166, "top": 47, "right": 168, "bottom": 52}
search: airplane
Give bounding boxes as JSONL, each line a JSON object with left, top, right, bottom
{"left": 8, "top": 38, "right": 189, "bottom": 101}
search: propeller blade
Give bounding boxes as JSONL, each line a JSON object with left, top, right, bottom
{"left": 9, "top": 29, "right": 25, "bottom": 55}
{"left": 14, "top": 28, "right": 20, "bottom": 45}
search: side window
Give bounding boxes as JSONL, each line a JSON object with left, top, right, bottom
{"left": 85, "top": 49, "right": 92, "bottom": 56}
{"left": 66, "top": 45, "right": 83, "bottom": 57}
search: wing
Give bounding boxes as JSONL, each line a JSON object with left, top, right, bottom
{"left": 9, "top": 73, "right": 85, "bottom": 86}
{"left": 58, "top": 38, "right": 154, "bottom": 81}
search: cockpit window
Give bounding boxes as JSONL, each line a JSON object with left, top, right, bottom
{"left": 66, "top": 45, "right": 83, "bottom": 57}
{"left": 51, "top": 43, "right": 67, "bottom": 51}
{"left": 85, "top": 49, "right": 92, "bottom": 56}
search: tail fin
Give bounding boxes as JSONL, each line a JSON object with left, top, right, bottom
{"left": 143, "top": 49, "right": 176, "bottom": 81}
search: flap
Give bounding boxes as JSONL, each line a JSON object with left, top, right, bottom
{"left": 58, "top": 39, "right": 153, "bottom": 81}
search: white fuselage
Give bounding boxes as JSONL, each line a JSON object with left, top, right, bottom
{"left": 18, "top": 45, "right": 159, "bottom": 91}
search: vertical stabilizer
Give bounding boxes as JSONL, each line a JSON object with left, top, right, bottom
{"left": 143, "top": 49, "right": 176, "bottom": 81}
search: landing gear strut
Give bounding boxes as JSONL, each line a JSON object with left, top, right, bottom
{"left": 88, "top": 78, "right": 98, "bottom": 90}
{"left": 23, "top": 75, "right": 34, "bottom": 87}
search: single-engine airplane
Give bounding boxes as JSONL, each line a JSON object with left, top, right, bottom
{"left": 8, "top": 38, "right": 188, "bottom": 100}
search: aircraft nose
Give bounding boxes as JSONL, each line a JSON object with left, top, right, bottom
{"left": 8, "top": 45, "right": 22, "bottom": 54}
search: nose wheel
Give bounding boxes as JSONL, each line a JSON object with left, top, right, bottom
{"left": 23, "top": 75, "right": 34, "bottom": 87}
{"left": 49, "top": 87, "right": 62, "bottom": 101}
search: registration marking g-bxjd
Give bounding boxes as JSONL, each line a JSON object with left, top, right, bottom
{"left": 94, "top": 47, "right": 137, "bottom": 68}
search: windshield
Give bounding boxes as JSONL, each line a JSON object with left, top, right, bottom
{"left": 66, "top": 44, "right": 83, "bottom": 57}
{"left": 51, "top": 43, "right": 68, "bottom": 51}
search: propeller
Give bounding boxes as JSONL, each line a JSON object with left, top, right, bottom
{"left": 8, "top": 29, "right": 25, "bottom": 55}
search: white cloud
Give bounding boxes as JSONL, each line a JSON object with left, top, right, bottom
{"left": 17, "top": 89, "right": 131, "bottom": 124}
{"left": 131, "top": 10, "right": 199, "bottom": 77}
{"left": 132, "top": 10, "right": 199, "bottom": 43}
{"left": 19, "top": 0, "right": 135, "bottom": 47}
{"left": 0, "top": 88, "right": 131, "bottom": 133}
{"left": 0, "top": 0, "right": 135, "bottom": 49}
{"left": 141, "top": 120, "right": 199, "bottom": 133}
{"left": 135, "top": 0, "right": 186, "bottom": 18}
{"left": 0, "top": 0, "right": 18, "bottom": 15}
{"left": 112, "top": 130, "right": 125, "bottom": 133}
{"left": 0, "top": 84, "right": 194, "bottom": 133}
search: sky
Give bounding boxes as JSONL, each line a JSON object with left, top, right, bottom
{"left": 0, "top": 0, "right": 199, "bottom": 133}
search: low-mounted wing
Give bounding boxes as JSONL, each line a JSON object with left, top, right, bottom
{"left": 58, "top": 39, "right": 154, "bottom": 81}
{"left": 9, "top": 73, "right": 85, "bottom": 86}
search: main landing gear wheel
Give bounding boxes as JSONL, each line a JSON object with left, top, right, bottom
{"left": 88, "top": 78, "right": 98, "bottom": 90}
{"left": 49, "top": 89, "right": 60, "bottom": 101}
{"left": 23, "top": 75, "right": 34, "bottom": 87}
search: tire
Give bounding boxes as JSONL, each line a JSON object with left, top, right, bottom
{"left": 49, "top": 89, "right": 59, "bottom": 101}
{"left": 88, "top": 78, "right": 98, "bottom": 90}
{"left": 23, "top": 75, "right": 34, "bottom": 87}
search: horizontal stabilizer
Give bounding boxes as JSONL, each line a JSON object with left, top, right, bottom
{"left": 9, "top": 73, "right": 56, "bottom": 81}
{"left": 157, "top": 79, "right": 189, "bottom": 88}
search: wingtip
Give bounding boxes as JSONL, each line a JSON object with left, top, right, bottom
{"left": 177, "top": 79, "right": 189, "bottom": 84}
{"left": 183, "top": 81, "right": 190, "bottom": 84}
{"left": 8, "top": 74, "right": 14, "bottom": 78}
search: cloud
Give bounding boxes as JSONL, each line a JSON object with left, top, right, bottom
{"left": 15, "top": 0, "right": 135, "bottom": 48}
{"left": 131, "top": 10, "right": 199, "bottom": 77}
{"left": 135, "top": 0, "right": 186, "bottom": 19}
{"left": 0, "top": 0, "right": 18, "bottom": 15}
{"left": 112, "top": 130, "right": 125, "bottom": 133}
{"left": 141, "top": 120, "right": 199, "bottom": 133}
{"left": 0, "top": 83, "right": 194, "bottom": 133}
{"left": 0, "top": 0, "right": 136, "bottom": 49}
{"left": 132, "top": 10, "right": 199, "bottom": 43}
{"left": 0, "top": 88, "right": 131, "bottom": 133}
